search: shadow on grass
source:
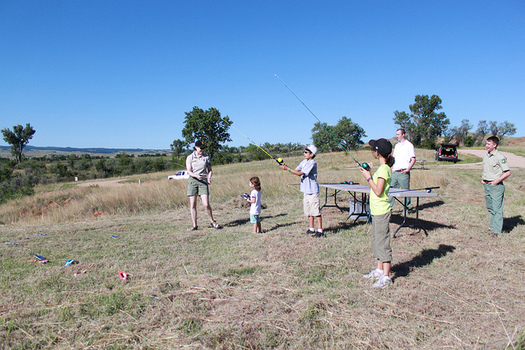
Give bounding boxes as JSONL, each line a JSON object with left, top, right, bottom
{"left": 504, "top": 215, "right": 525, "bottom": 233}
{"left": 332, "top": 220, "right": 369, "bottom": 232}
{"left": 392, "top": 199, "right": 444, "bottom": 212}
{"left": 391, "top": 244, "right": 456, "bottom": 280}
{"left": 418, "top": 200, "right": 445, "bottom": 210}
{"left": 223, "top": 213, "right": 288, "bottom": 228}
{"left": 265, "top": 221, "right": 303, "bottom": 233}
{"left": 390, "top": 214, "right": 456, "bottom": 232}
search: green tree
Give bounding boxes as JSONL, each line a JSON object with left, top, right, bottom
{"left": 170, "top": 139, "right": 187, "bottom": 158}
{"left": 476, "top": 120, "right": 489, "bottom": 142}
{"left": 489, "top": 121, "right": 499, "bottom": 136}
{"left": 449, "top": 119, "right": 472, "bottom": 145}
{"left": 393, "top": 95, "right": 450, "bottom": 149}
{"left": 0, "top": 163, "right": 34, "bottom": 203}
{"left": 181, "top": 107, "right": 232, "bottom": 160}
{"left": 464, "top": 135, "right": 475, "bottom": 147}
{"left": 1, "top": 123, "right": 36, "bottom": 163}
{"left": 311, "top": 116, "right": 366, "bottom": 153}
{"left": 496, "top": 121, "right": 517, "bottom": 139}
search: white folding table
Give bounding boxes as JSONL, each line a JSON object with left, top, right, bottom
{"left": 319, "top": 183, "right": 438, "bottom": 237}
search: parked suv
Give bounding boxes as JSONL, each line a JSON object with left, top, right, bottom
{"left": 435, "top": 142, "right": 458, "bottom": 163}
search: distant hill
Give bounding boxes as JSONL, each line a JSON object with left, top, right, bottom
{"left": 0, "top": 145, "right": 171, "bottom": 157}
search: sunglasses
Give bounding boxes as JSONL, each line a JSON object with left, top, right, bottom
{"left": 303, "top": 150, "right": 311, "bottom": 154}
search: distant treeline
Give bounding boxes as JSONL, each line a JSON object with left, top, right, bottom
{"left": 0, "top": 142, "right": 306, "bottom": 204}
{"left": 0, "top": 145, "right": 170, "bottom": 155}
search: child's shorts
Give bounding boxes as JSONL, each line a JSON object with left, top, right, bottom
{"left": 250, "top": 214, "right": 261, "bottom": 223}
{"left": 303, "top": 192, "right": 321, "bottom": 217}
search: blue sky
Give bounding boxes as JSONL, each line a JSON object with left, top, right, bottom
{"left": 1, "top": 1, "right": 524, "bottom": 150}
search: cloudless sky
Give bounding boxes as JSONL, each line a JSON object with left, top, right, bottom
{"left": 1, "top": 1, "right": 524, "bottom": 150}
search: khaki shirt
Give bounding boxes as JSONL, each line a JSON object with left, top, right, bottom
{"left": 187, "top": 153, "right": 210, "bottom": 177}
{"left": 482, "top": 150, "right": 510, "bottom": 181}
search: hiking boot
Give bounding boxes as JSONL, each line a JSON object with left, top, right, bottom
{"left": 372, "top": 275, "right": 393, "bottom": 289}
{"left": 363, "top": 269, "right": 383, "bottom": 280}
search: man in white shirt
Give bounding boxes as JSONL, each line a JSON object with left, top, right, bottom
{"left": 391, "top": 128, "right": 416, "bottom": 209}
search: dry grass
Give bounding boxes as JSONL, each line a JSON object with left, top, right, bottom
{"left": 1, "top": 150, "right": 524, "bottom": 349}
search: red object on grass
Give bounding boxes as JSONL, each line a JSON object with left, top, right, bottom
{"left": 118, "top": 271, "right": 129, "bottom": 280}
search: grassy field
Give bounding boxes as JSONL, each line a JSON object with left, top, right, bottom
{"left": 1, "top": 149, "right": 524, "bottom": 349}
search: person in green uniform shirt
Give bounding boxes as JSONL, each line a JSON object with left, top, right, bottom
{"left": 482, "top": 136, "right": 511, "bottom": 236}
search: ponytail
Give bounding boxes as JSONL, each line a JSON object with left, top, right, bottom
{"left": 386, "top": 155, "right": 395, "bottom": 168}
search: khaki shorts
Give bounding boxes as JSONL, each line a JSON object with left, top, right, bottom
{"left": 303, "top": 192, "right": 321, "bottom": 217}
{"left": 371, "top": 211, "right": 392, "bottom": 262}
{"left": 187, "top": 177, "right": 209, "bottom": 196}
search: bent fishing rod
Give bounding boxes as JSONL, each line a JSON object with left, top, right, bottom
{"left": 274, "top": 74, "right": 370, "bottom": 171}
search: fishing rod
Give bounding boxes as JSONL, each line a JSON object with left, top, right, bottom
{"left": 230, "top": 124, "right": 284, "bottom": 165}
{"left": 274, "top": 74, "right": 370, "bottom": 171}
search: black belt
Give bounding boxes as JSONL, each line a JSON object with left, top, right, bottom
{"left": 483, "top": 180, "right": 503, "bottom": 185}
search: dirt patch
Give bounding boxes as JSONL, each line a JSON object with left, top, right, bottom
{"left": 76, "top": 178, "right": 133, "bottom": 187}
{"left": 457, "top": 149, "right": 525, "bottom": 168}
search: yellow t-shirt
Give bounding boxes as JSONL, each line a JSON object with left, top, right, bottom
{"left": 369, "top": 164, "right": 392, "bottom": 216}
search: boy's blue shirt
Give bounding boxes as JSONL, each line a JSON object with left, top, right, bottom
{"left": 297, "top": 158, "right": 319, "bottom": 194}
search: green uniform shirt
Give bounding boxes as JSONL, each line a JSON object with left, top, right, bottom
{"left": 370, "top": 164, "right": 392, "bottom": 216}
{"left": 482, "top": 149, "right": 510, "bottom": 181}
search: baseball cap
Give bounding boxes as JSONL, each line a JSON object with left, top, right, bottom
{"left": 194, "top": 140, "right": 206, "bottom": 149}
{"left": 369, "top": 138, "right": 392, "bottom": 157}
{"left": 305, "top": 144, "right": 318, "bottom": 155}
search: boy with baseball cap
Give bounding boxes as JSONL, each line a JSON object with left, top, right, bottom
{"left": 280, "top": 145, "right": 325, "bottom": 238}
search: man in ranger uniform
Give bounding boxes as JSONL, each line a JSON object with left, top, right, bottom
{"left": 482, "top": 136, "right": 511, "bottom": 236}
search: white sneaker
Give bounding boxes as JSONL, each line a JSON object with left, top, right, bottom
{"left": 363, "top": 269, "right": 383, "bottom": 280}
{"left": 372, "top": 275, "right": 393, "bottom": 289}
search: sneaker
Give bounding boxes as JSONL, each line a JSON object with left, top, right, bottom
{"left": 304, "top": 229, "right": 315, "bottom": 235}
{"left": 363, "top": 269, "right": 383, "bottom": 280}
{"left": 312, "top": 231, "right": 326, "bottom": 238}
{"left": 372, "top": 275, "right": 393, "bottom": 289}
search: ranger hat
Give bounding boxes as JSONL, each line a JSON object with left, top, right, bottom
{"left": 194, "top": 140, "right": 206, "bottom": 149}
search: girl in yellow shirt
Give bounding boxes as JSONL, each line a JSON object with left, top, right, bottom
{"left": 360, "top": 138, "right": 395, "bottom": 289}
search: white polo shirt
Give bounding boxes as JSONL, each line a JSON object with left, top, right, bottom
{"left": 392, "top": 140, "right": 416, "bottom": 172}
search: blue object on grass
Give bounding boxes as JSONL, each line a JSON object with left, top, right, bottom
{"left": 111, "top": 235, "right": 119, "bottom": 239}
{"left": 65, "top": 259, "right": 75, "bottom": 266}
{"left": 34, "top": 233, "right": 47, "bottom": 236}
{"left": 5, "top": 242, "right": 20, "bottom": 245}
{"left": 34, "top": 254, "right": 46, "bottom": 260}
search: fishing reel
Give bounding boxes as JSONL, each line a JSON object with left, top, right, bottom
{"left": 276, "top": 157, "right": 284, "bottom": 165}
{"left": 361, "top": 162, "right": 371, "bottom": 171}
{"left": 241, "top": 193, "right": 250, "bottom": 200}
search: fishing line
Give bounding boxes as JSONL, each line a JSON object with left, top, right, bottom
{"left": 229, "top": 124, "right": 284, "bottom": 165}
{"left": 274, "top": 74, "right": 370, "bottom": 171}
